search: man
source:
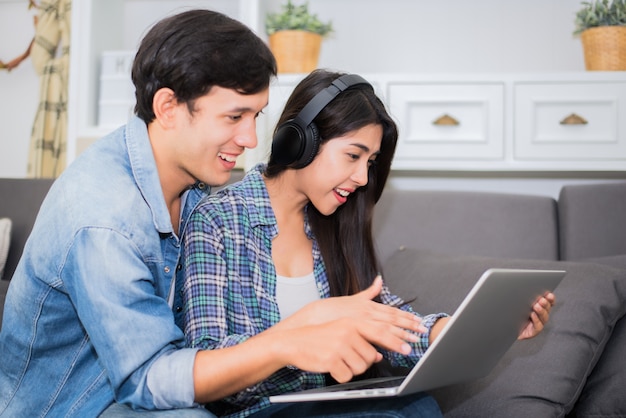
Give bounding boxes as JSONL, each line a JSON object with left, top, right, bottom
{"left": 0, "top": 9, "right": 429, "bottom": 417}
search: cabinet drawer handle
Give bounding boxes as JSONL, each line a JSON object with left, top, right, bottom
{"left": 560, "top": 113, "right": 588, "bottom": 125}
{"left": 432, "top": 114, "right": 460, "bottom": 126}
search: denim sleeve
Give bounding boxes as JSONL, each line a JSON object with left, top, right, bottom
{"left": 62, "top": 228, "right": 197, "bottom": 409}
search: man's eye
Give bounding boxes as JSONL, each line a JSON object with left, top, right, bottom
{"left": 230, "top": 115, "right": 242, "bottom": 121}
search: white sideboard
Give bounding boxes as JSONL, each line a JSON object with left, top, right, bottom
{"left": 254, "top": 73, "right": 626, "bottom": 172}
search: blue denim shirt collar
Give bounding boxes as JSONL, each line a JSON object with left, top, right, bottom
{"left": 126, "top": 116, "right": 173, "bottom": 234}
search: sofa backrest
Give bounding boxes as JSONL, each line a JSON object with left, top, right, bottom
{"left": 0, "top": 178, "right": 55, "bottom": 281}
{"left": 373, "top": 188, "right": 560, "bottom": 264}
{"left": 558, "top": 182, "right": 626, "bottom": 261}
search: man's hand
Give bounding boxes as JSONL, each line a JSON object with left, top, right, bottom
{"left": 275, "top": 317, "right": 414, "bottom": 383}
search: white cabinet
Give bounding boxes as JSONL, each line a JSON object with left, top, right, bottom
{"left": 97, "top": 51, "right": 135, "bottom": 130}
{"left": 261, "top": 73, "right": 626, "bottom": 172}
{"left": 514, "top": 81, "right": 626, "bottom": 162}
{"left": 387, "top": 82, "right": 504, "bottom": 165}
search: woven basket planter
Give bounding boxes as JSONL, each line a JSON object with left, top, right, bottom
{"left": 269, "top": 30, "right": 322, "bottom": 73}
{"left": 580, "top": 26, "right": 626, "bottom": 71}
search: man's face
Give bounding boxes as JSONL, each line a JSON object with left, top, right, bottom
{"left": 172, "top": 86, "right": 269, "bottom": 187}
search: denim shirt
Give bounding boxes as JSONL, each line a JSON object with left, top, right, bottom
{"left": 0, "top": 116, "right": 209, "bottom": 416}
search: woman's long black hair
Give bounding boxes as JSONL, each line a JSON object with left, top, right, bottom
{"left": 266, "top": 69, "right": 398, "bottom": 299}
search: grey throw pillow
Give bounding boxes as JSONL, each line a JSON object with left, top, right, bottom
{"left": 381, "top": 248, "right": 626, "bottom": 418}
{"left": 568, "top": 315, "right": 626, "bottom": 418}
{"left": 569, "top": 256, "right": 626, "bottom": 416}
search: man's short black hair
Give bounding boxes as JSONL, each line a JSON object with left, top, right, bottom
{"left": 132, "top": 9, "right": 277, "bottom": 123}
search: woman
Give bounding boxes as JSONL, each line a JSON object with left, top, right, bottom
{"left": 180, "top": 70, "right": 554, "bottom": 417}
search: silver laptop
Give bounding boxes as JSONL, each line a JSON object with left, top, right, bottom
{"left": 269, "top": 268, "right": 566, "bottom": 403}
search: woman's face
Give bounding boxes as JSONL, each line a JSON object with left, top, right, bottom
{"left": 299, "top": 123, "right": 382, "bottom": 216}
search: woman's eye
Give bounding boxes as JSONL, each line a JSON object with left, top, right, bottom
{"left": 348, "top": 153, "right": 359, "bottom": 160}
{"left": 230, "top": 115, "right": 242, "bottom": 121}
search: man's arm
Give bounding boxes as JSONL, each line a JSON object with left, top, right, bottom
{"left": 65, "top": 228, "right": 193, "bottom": 408}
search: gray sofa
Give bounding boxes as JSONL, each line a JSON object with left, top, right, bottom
{"left": 1, "top": 177, "right": 625, "bottom": 417}
{"left": 374, "top": 181, "right": 626, "bottom": 418}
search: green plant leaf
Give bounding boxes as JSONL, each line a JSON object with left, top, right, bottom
{"left": 574, "top": 0, "right": 626, "bottom": 34}
{"left": 266, "top": 0, "right": 334, "bottom": 36}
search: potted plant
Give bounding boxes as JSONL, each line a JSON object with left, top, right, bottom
{"left": 266, "top": 0, "right": 333, "bottom": 73}
{"left": 574, "top": 0, "right": 626, "bottom": 70}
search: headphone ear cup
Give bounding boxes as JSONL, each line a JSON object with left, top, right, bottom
{"left": 271, "top": 120, "right": 306, "bottom": 167}
{"left": 292, "top": 122, "right": 320, "bottom": 169}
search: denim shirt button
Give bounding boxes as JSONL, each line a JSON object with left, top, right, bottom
{"left": 164, "top": 266, "right": 170, "bottom": 274}
{"left": 176, "top": 263, "right": 182, "bottom": 271}
{"left": 197, "top": 182, "right": 206, "bottom": 190}
{"left": 176, "top": 306, "right": 182, "bottom": 313}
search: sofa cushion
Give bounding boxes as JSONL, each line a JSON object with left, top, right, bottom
{"left": 0, "top": 218, "right": 10, "bottom": 278}
{"left": 373, "top": 188, "right": 559, "bottom": 264}
{"left": 381, "top": 248, "right": 626, "bottom": 417}
{"left": 581, "top": 254, "right": 626, "bottom": 270}
{"left": 558, "top": 182, "right": 626, "bottom": 260}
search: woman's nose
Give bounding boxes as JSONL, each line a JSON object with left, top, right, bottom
{"left": 352, "top": 161, "right": 369, "bottom": 186}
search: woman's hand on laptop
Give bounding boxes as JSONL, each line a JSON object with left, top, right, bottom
{"left": 517, "top": 291, "right": 556, "bottom": 340}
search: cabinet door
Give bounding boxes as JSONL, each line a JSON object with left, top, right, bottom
{"left": 387, "top": 83, "right": 504, "bottom": 169}
{"left": 514, "top": 82, "right": 626, "bottom": 161}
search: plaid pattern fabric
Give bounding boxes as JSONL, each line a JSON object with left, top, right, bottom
{"left": 182, "top": 164, "right": 445, "bottom": 417}
{"left": 28, "top": 0, "right": 71, "bottom": 178}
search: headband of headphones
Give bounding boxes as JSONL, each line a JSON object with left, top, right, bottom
{"left": 293, "top": 74, "right": 371, "bottom": 127}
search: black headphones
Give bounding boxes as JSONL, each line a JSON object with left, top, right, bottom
{"left": 271, "top": 73, "right": 372, "bottom": 169}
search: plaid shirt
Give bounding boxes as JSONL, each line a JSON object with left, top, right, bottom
{"left": 181, "top": 164, "right": 445, "bottom": 417}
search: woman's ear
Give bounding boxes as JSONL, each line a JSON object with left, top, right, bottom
{"left": 152, "top": 87, "right": 178, "bottom": 129}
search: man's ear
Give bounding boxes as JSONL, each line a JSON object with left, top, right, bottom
{"left": 152, "top": 87, "right": 178, "bottom": 129}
